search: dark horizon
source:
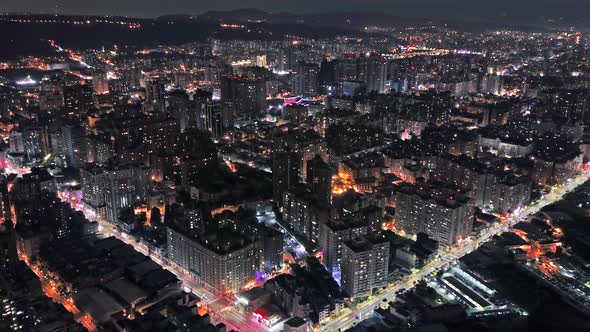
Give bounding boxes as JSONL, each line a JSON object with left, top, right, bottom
{"left": 1, "top": 0, "right": 589, "bottom": 26}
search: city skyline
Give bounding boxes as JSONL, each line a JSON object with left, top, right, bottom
{"left": 1, "top": 5, "right": 589, "bottom": 332}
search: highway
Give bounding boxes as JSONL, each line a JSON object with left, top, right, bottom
{"left": 321, "top": 172, "right": 589, "bottom": 332}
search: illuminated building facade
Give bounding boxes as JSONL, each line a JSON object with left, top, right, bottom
{"left": 166, "top": 226, "right": 262, "bottom": 294}
{"left": 292, "top": 61, "right": 319, "bottom": 96}
{"left": 341, "top": 235, "right": 389, "bottom": 300}
{"left": 395, "top": 183, "right": 474, "bottom": 248}
{"left": 221, "top": 75, "right": 267, "bottom": 116}
{"left": 282, "top": 187, "right": 329, "bottom": 245}
{"left": 79, "top": 164, "right": 107, "bottom": 218}
{"left": 197, "top": 101, "right": 233, "bottom": 138}
{"left": 104, "top": 162, "right": 150, "bottom": 224}
{"left": 319, "top": 220, "right": 369, "bottom": 274}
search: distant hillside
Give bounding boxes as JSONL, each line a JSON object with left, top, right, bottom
{"left": 0, "top": 10, "right": 554, "bottom": 60}
{"left": 193, "top": 9, "right": 550, "bottom": 32}
{"left": 196, "top": 8, "right": 272, "bottom": 22}
{"left": 0, "top": 13, "right": 364, "bottom": 59}
{"left": 195, "top": 9, "right": 427, "bottom": 28}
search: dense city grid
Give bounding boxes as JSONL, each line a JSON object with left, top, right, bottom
{"left": 0, "top": 9, "right": 590, "bottom": 332}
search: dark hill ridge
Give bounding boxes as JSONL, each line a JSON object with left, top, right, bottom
{"left": 0, "top": 10, "right": 554, "bottom": 59}
{"left": 0, "top": 13, "right": 363, "bottom": 59}
{"left": 194, "top": 9, "right": 427, "bottom": 27}
{"left": 196, "top": 8, "right": 271, "bottom": 22}
{"left": 192, "top": 9, "right": 549, "bottom": 31}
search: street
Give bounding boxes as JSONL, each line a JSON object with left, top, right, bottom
{"left": 58, "top": 172, "right": 589, "bottom": 332}
{"left": 58, "top": 193, "right": 272, "bottom": 332}
{"left": 320, "top": 172, "right": 589, "bottom": 332}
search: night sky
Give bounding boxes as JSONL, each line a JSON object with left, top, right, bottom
{"left": 0, "top": 0, "right": 588, "bottom": 22}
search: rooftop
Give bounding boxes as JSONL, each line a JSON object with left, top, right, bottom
{"left": 104, "top": 278, "right": 148, "bottom": 306}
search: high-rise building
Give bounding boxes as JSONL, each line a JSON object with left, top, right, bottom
{"left": 9, "top": 126, "right": 50, "bottom": 162}
{"left": 23, "top": 126, "right": 50, "bottom": 161}
{"left": 319, "top": 220, "right": 369, "bottom": 274}
{"left": 541, "top": 88, "right": 590, "bottom": 122}
{"left": 341, "top": 80, "right": 365, "bottom": 97}
{"left": 39, "top": 89, "right": 64, "bottom": 112}
{"left": 87, "top": 135, "right": 112, "bottom": 165}
{"left": 292, "top": 61, "right": 319, "bottom": 96}
{"left": 272, "top": 150, "right": 300, "bottom": 204}
{"left": 8, "top": 131, "right": 25, "bottom": 155}
{"left": 62, "top": 121, "right": 88, "bottom": 168}
{"left": 272, "top": 128, "right": 328, "bottom": 182}
{"left": 489, "top": 175, "right": 531, "bottom": 215}
{"left": 358, "top": 53, "right": 387, "bottom": 94}
{"left": 335, "top": 54, "right": 359, "bottom": 84}
{"left": 221, "top": 75, "right": 266, "bottom": 117}
{"left": 318, "top": 59, "right": 337, "bottom": 95}
{"left": 0, "top": 222, "right": 17, "bottom": 271}
{"left": 282, "top": 104, "right": 308, "bottom": 125}
{"left": 204, "top": 64, "right": 230, "bottom": 85}
{"left": 166, "top": 90, "right": 192, "bottom": 132}
{"left": 141, "top": 115, "right": 181, "bottom": 155}
{"left": 341, "top": 235, "right": 390, "bottom": 300}
{"left": 282, "top": 187, "right": 329, "bottom": 245}
{"left": 104, "top": 162, "right": 150, "bottom": 224}
{"left": 92, "top": 70, "right": 109, "bottom": 95}
{"left": 255, "top": 55, "right": 267, "bottom": 68}
{"left": 395, "top": 183, "right": 474, "bottom": 248}
{"left": 145, "top": 79, "right": 166, "bottom": 112}
{"left": 80, "top": 163, "right": 107, "bottom": 219}
{"left": 335, "top": 53, "right": 387, "bottom": 95}
{"left": 306, "top": 155, "right": 332, "bottom": 204}
{"left": 0, "top": 177, "right": 12, "bottom": 224}
{"left": 262, "top": 229, "right": 284, "bottom": 271}
{"left": 197, "top": 101, "right": 233, "bottom": 138}
{"left": 432, "top": 155, "right": 497, "bottom": 208}
{"left": 166, "top": 225, "right": 262, "bottom": 294}
{"left": 11, "top": 168, "right": 56, "bottom": 204}
{"left": 46, "top": 199, "right": 75, "bottom": 240}
{"left": 479, "top": 74, "right": 501, "bottom": 95}
{"left": 49, "top": 129, "right": 64, "bottom": 160}
{"left": 277, "top": 47, "right": 297, "bottom": 72}
{"left": 532, "top": 138, "right": 582, "bottom": 187}
{"left": 63, "top": 85, "right": 95, "bottom": 120}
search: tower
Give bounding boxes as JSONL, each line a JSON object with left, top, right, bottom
{"left": 272, "top": 150, "right": 300, "bottom": 204}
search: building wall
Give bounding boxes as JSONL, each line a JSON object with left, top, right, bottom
{"left": 166, "top": 227, "right": 261, "bottom": 294}
{"left": 395, "top": 190, "right": 474, "bottom": 247}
